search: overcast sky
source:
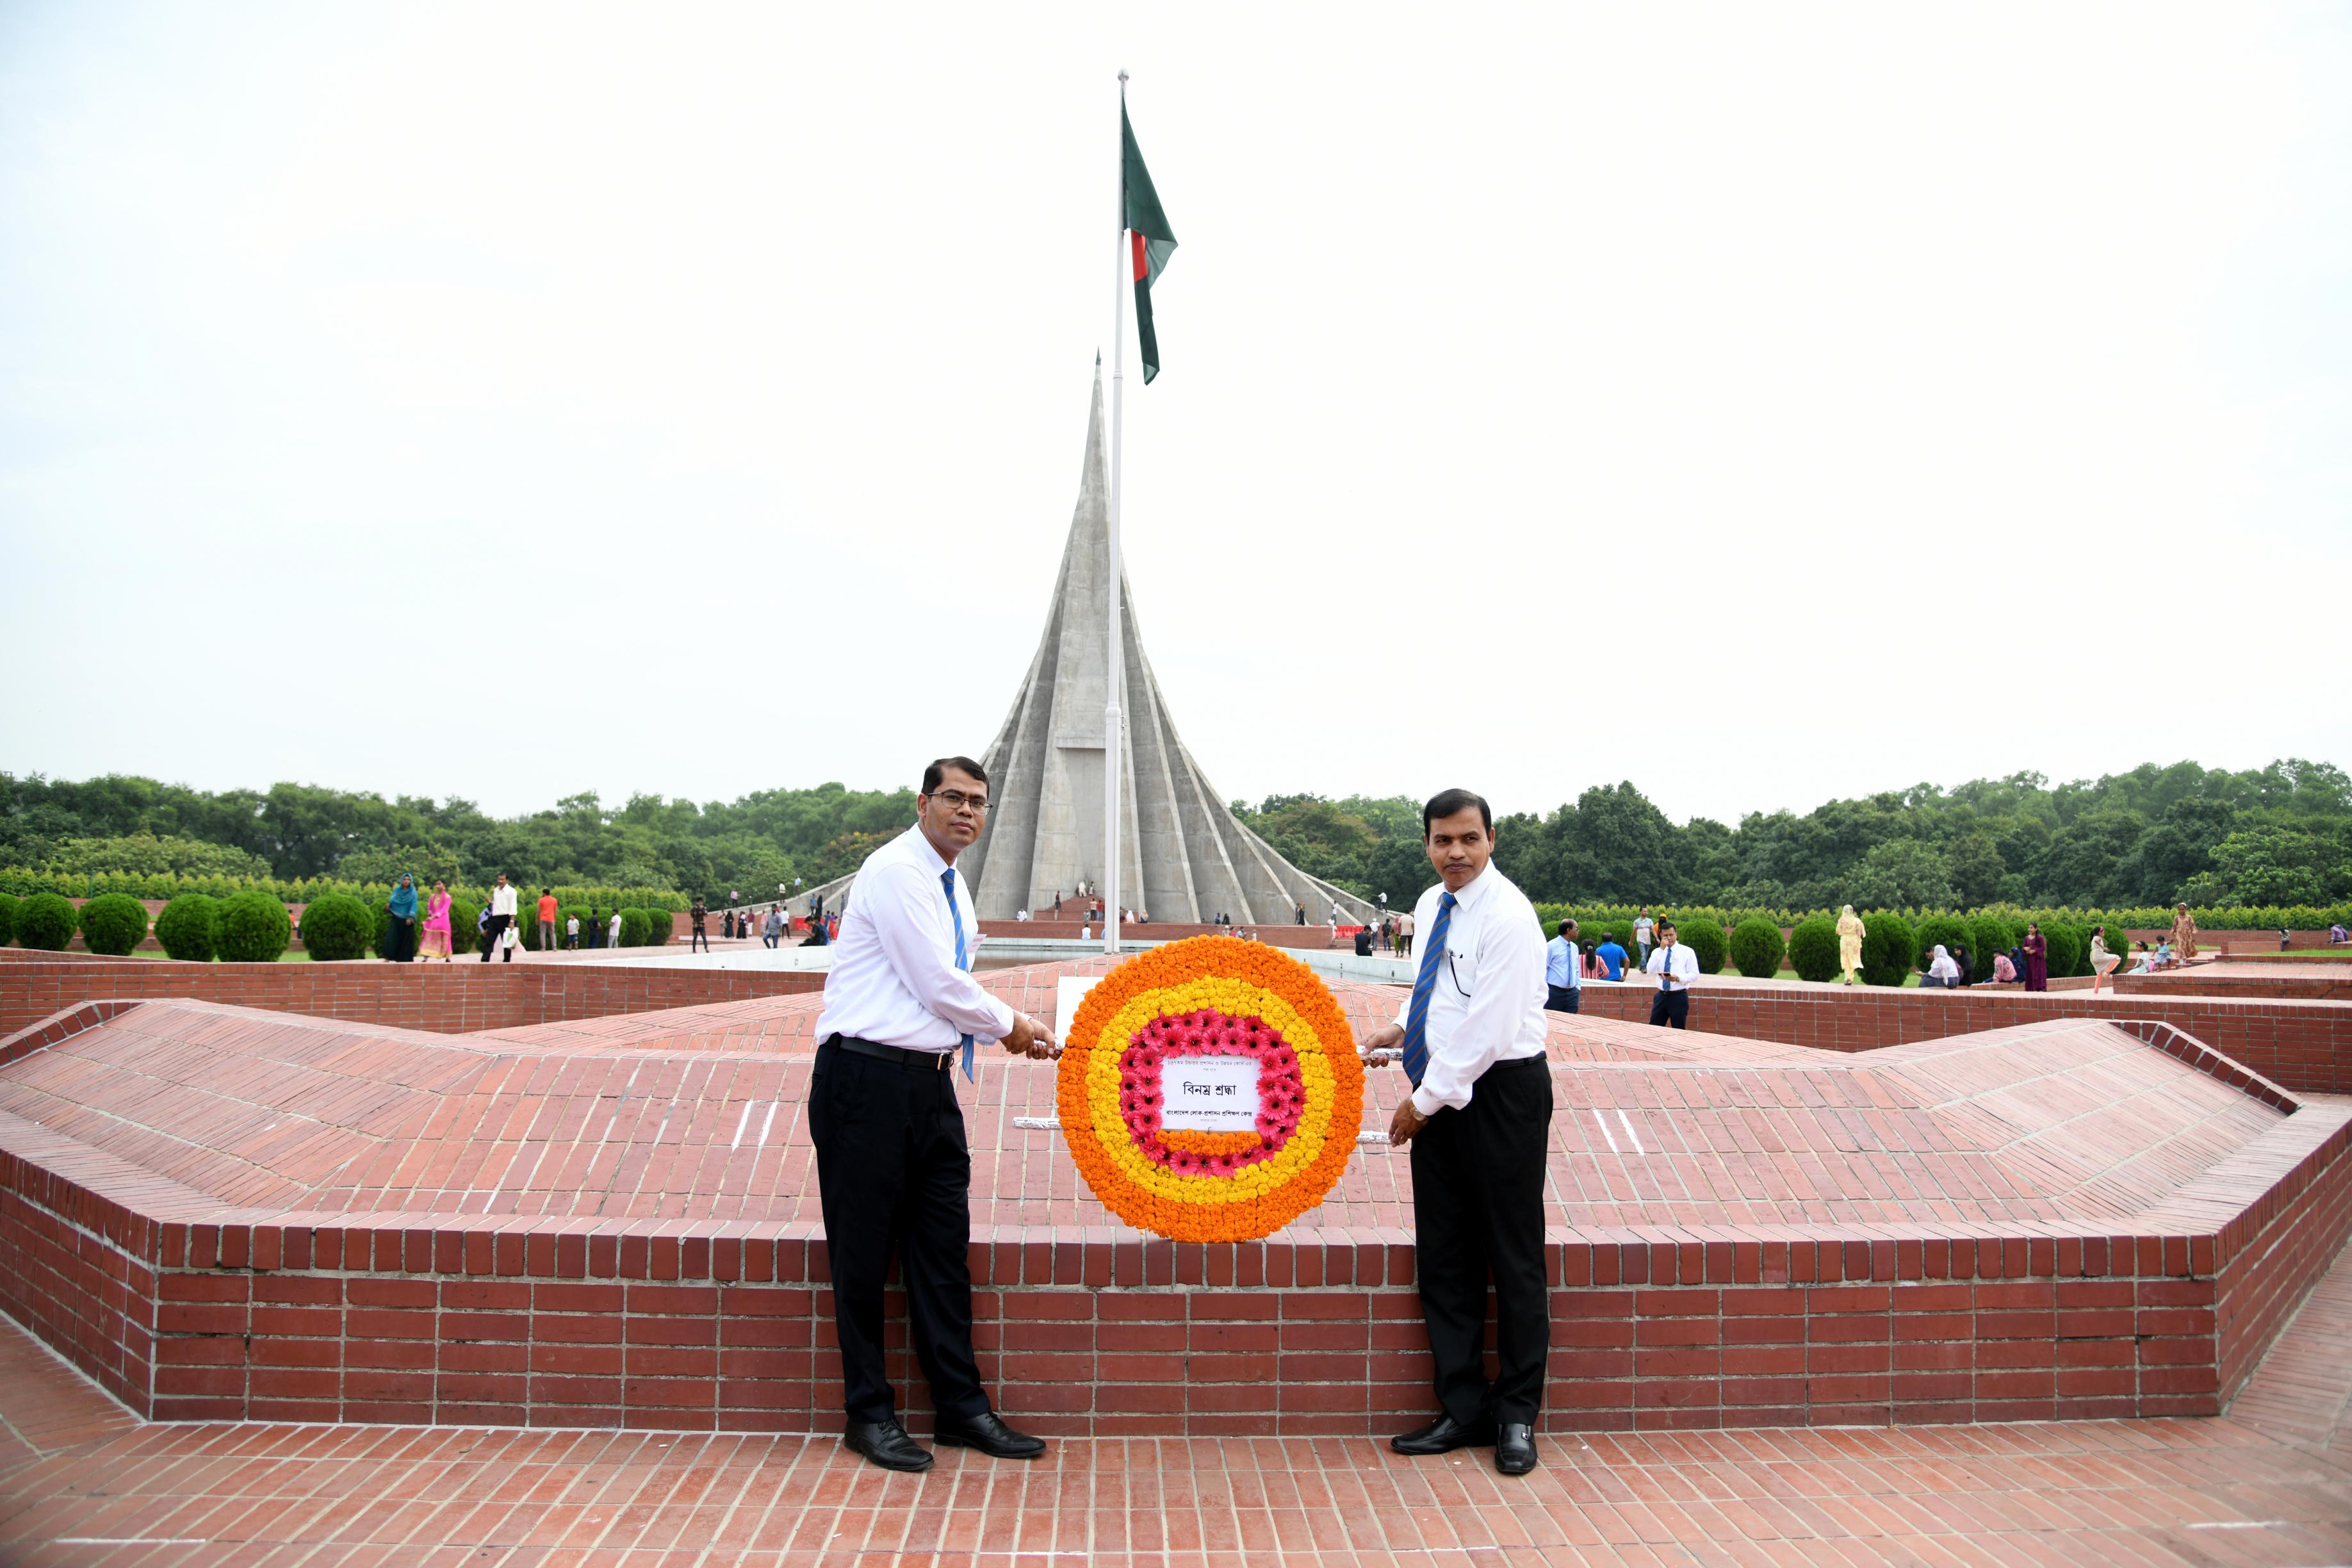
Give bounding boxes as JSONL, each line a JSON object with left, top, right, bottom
{"left": 3, "top": 3, "right": 2346, "bottom": 829}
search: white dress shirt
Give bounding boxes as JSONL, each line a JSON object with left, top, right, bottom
{"left": 1391, "top": 862, "right": 1548, "bottom": 1116}
{"left": 490, "top": 883, "right": 519, "bottom": 918}
{"left": 814, "top": 825, "right": 1016, "bottom": 1053}
{"left": 1645, "top": 942, "right": 1701, "bottom": 990}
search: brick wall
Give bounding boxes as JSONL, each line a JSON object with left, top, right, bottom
{"left": 1573, "top": 986, "right": 2352, "bottom": 1094}
{"left": 0, "top": 959, "right": 824, "bottom": 1040}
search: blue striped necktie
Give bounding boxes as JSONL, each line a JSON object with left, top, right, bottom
{"left": 1399, "top": 891, "right": 1457, "bottom": 1089}
{"left": 942, "top": 869, "right": 975, "bottom": 1080}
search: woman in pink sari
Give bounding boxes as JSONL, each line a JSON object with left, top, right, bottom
{"left": 419, "top": 879, "right": 453, "bottom": 961}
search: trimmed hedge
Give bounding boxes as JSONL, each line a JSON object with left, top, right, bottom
{"left": 618, "top": 908, "right": 653, "bottom": 947}
{"left": 1786, "top": 915, "right": 1841, "bottom": 983}
{"left": 1860, "top": 912, "right": 1916, "bottom": 986}
{"left": 1728, "top": 917, "right": 1786, "bottom": 979}
{"left": 300, "top": 893, "right": 375, "bottom": 961}
{"left": 1663, "top": 914, "right": 1725, "bottom": 975}
{"left": 1912, "top": 915, "right": 1973, "bottom": 974}
{"left": 16, "top": 893, "right": 77, "bottom": 951}
{"left": 77, "top": 893, "right": 150, "bottom": 956}
{"left": 0, "top": 892, "right": 17, "bottom": 946}
{"left": 217, "top": 890, "right": 292, "bottom": 963}
{"left": 1969, "top": 915, "right": 2018, "bottom": 981}
{"left": 155, "top": 894, "right": 219, "bottom": 961}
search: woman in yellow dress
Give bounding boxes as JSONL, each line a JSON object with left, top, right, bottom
{"left": 1836, "top": 904, "right": 1866, "bottom": 984}
{"left": 2170, "top": 902, "right": 2198, "bottom": 964}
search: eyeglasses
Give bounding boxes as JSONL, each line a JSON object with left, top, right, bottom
{"left": 929, "top": 789, "right": 990, "bottom": 814}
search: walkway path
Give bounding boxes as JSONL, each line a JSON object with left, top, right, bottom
{"left": 5, "top": 1241, "right": 2352, "bottom": 1565}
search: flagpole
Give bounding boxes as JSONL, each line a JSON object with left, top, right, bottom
{"left": 1104, "top": 69, "right": 1129, "bottom": 957}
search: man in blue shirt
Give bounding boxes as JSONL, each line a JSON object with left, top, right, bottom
{"left": 1596, "top": 934, "right": 1627, "bottom": 981}
{"left": 1544, "top": 919, "right": 1582, "bottom": 1013}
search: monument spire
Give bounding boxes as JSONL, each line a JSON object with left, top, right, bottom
{"left": 956, "top": 365, "right": 1375, "bottom": 929}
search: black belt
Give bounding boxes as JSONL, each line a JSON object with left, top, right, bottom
{"left": 824, "top": 1033, "right": 954, "bottom": 1072}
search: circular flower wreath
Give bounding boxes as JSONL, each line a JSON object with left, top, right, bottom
{"left": 1058, "top": 935, "right": 1363, "bottom": 1242}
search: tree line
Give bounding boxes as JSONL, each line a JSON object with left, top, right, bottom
{"left": 3, "top": 757, "right": 2346, "bottom": 914}
{"left": 1233, "top": 758, "right": 2351, "bottom": 913}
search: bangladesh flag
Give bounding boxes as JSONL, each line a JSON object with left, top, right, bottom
{"left": 1122, "top": 99, "right": 1177, "bottom": 383}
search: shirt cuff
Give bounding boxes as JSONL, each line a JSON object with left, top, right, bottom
{"left": 1410, "top": 1084, "right": 1448, "bottom": 1117}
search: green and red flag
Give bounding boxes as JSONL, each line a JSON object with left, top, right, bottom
{"left": 1122, "top": 97, "right": 1177, "bottom": 383}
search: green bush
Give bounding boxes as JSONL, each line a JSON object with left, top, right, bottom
{"left": 1728, "top": 917, "right": 1786, "bottom": 979}
{"left": 0, "top": 892, "right": 17, "bottom": 947}
{"left": 1911, "top": 914, "right": 1972, "bottom": 976}
{"left": 1786, "top": 915, "right": 1840, "bottom": 982}
{"left": 1969, "top": 915, "right": 2016, "bottom": 981}
{"left": 2045, "top": 922, "right": 2090, "bottom": 978}
{"left": 154, "top": 894, "right": 219, "bottom": 961}
{"left": 77, "top": 893, "right": 150, "bottom": 956}
{"left": 1664, "top": 915, "right": 1725, "bottom": 975}
{"left": 216, "top": 890, "right": 292, "bottom": 962}
{"left": 450, "top": 898, "right": 482, "bottom": 956}
{"left": 1859, "top": 912, "right": 1916, "bottom": 986}
{"left": 617, "top": 908, "right": 653, "bottom": 947}
{"left": 300, "top": 893, "right": 374, "bottom": 961}
{"left": 16, "top": 893, "right": 78, "bottom": 951}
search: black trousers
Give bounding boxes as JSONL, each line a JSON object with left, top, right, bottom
{"left": 1410, "top": 1054, "right": 1553, "bottom": 1426}
{"left": 1545, "top": 984, "right": 1581, "bottom": 1013}
{"left": 480, "top": 913, "right": 511, "bottom": 960}
{"left": 1647, "top": 988, "right": 1688, "bottom": 1028}
{"left": 808, "top": 1037, "right": 989, "bottom": 1427}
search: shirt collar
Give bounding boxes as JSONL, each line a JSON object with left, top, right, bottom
{"left": 906, "top": 824, "right": 954, "bottom": 881}
{"left": 1441, "top": 861, "right": 1499, "bottom": 915}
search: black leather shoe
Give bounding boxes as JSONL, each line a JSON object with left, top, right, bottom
{"left": 1494, "top": 1423, "right": 1537, "bottom": 1474}
{"left": 1390, "top": 1412, "right": 1496, "bottom": 1455}
{"left": 844, "top": 1418, "right": 933, "bottom": 1472}
{"left": 933, "top": 1410, "right": 1047, "bottom": 1460}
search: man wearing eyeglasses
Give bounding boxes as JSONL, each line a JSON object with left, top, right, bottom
{"left": 1357, "top": 788, "right": 1551, "bottom": 1475}
{"left": 811, "top": 755, "right": 1060, "bottom": 1473}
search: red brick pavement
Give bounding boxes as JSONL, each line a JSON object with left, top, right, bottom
{"left": 4, "top": 1234, "right": 2352, "bottom": 1565}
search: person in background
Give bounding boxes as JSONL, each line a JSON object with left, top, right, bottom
{"left": 1397, "top": 909, "right": 1415, "bottom": 959}
{"left": 2089, "top": 926, "right": 2120, "bottom": 993}
{"left": 1633, "top": 907, "right": 1654, "bottom": 967}
{"left": 1836, "top": 905, "right": 1866, "bottom": 985}
{"left": 537, "top": 888, "right": 559, "bottom": 954}
{"left": 1358, "top": 788, "right": 1551, "bottom": 1478}
{"left": 1353, "top": 922, "right": 1375, "bottom": 957}
{"left": 2021, "top": 923, "right": 2048, "bottom": 991}
{"left": 765, "top": 904, "right": 785, "bottom": 948}
{"left": 1645, "top": 920, "right": 1700, "bottom": 1027}
{"left": 723, "top": 908, "right": 737, "bottom": 941}
{"left": 500, "top": 919, "right": 521, "bottom": 961}
{"left": 1595, "top": 931, "right": 1626, "bottom": 981}
{"left": 586, "top": 906, "right": 603, "bottom": 949}
{"left": 566, "top": 911, "right": 581, "bottom": 950}
{"left": 690, "top": 897, "right": 709, "bottom": 954}
{"left": 2332, "top": 922, "right": 2348, "bottom": 946}
{"left": 387, "top": 874, "right": 419, "bottom": 963}
{"left": 1053, "top": 891, "right": 1063, "bottom": 917}
{"left": 420, "top": 879, "right": 452, "bottom": 961}
{"left": 1950, "top": 940, "right": 1972, "bottom": 987}
{"left": 1991, "top": 949, "right": 2018, "bottom": 983}
{"left": 1922, "top": 945, "right": 1960, "bottom": 988}
{"left": 2171, "top": 901, "right": 2200, "bottom": 963}
{"left": 1545, "top": 919, "right": 1582, "bottom": 1013}
{"left": 483, "top": 874, "right": 518, "bottom": 963}
{"left": 608, "top": 908, "right": 623, "bottom": 949}
{"left": 2128, "top": 941, "right": 2155, "bottom": 976}
{"left": 2281, "top": 924, "right": 2293, "bottom": 951}
{"left": 1581, "top": 939, "right": 1601, "bottom": 979}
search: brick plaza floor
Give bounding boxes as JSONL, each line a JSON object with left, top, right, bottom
{"left": 6, "top": 1239, "right": 2352, "bottom": 1565}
